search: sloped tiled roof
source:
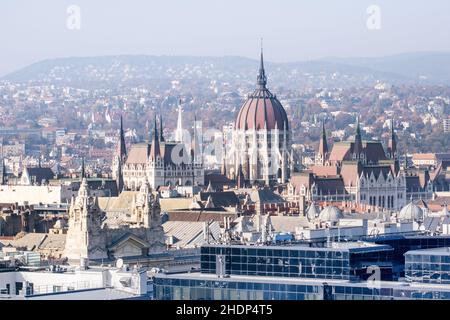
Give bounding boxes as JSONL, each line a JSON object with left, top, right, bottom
{"left": 162, "top": 221, "right": 220, "bottom": 248}
{"left": 0, "top": 233, "right": 46, "bottom": 251}
{"left": 199, "top": 191, "right": 239, "bottom": 208}
{"left": 250, "top": 189, "right": 285, "bottom": 204}
{"left": 39, "top": 234, "right": 66, "bottom": 250}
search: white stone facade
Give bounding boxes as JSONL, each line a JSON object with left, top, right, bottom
{"left": 63, "top": 178, "right": 165, "bottom": 263}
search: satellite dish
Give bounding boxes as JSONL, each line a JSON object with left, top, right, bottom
{"left": 116, "top": 258, "right": 124, "bottom": 269}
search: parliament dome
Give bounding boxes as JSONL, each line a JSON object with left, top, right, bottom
{"left": 235, "top": 51, "right": 288, "bottom": 131}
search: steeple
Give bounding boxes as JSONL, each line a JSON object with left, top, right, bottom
{"left": 191, "top": 114, "right": 201, "bottom": 166}
{"left": 354, "top": 116, "right": 363, "bottom": 157}
{"left": 149, "top": 115, "right": 161, "bottom": 161}
{"left": 237, "top": 164, "right": 246, "bottom": 189}
{"left": 159, "top": 115, "right": 165, "bottom": 142}
{"left": 175, "top": 99, "right": 184, "bottom": 143}
{"left": 257, "top": 39, "right": 267, "bottom": 89}
{"left": 318, "top": 120, "right": 328, "bottom": 165}
{"left": 118, "top": 115, "right": 127, "bottom": 162}
{"left": 81, "top": 157, "right": 85, "bottom": 179}
{"left": 388, "top": 118, "right": 397, "bottom": 159}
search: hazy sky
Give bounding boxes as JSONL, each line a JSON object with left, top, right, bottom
{"left": 1, "top": 0, "right": 449, "bottom": 75}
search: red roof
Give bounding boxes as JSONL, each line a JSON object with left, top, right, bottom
{"left": 235, "top": 88, "right": 288, "bottom": 131}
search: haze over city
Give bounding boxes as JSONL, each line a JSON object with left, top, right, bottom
{"left": 1, "top": 0, "right": 450, "bottom": 75}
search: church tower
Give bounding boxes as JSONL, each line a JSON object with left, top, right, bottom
{"left": 147, "top": 115, "right": 164, "bottom": 188}
{"left": 388, "top": 118, "right": 397, "bottom": 160}
{"left": 315, "top": 120, "right": 329, "bottom": 166}
{"left": 191, "top": 115, "right": 204, "bottom": 186}
{"left": 175, "top": 99, "right": 184, "bottom": 144}
{"left": 353, "top": 116, "right": 364, "bottom": 163}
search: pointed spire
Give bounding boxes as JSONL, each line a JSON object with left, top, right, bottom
{"left": 388, "top": 118, "right": 397, "bottom": 159}
{"left": 149, "top": 114, "right": 161, "bottom": 161}
{"left": 191, "top": 114, "right": 200, "bottom": 165}
{"left": 356, "top": 115, "right": 361, "bottom": 137}
{"left": 318, "top": 120, "right": 328, "bottom": 165}
{"left": 159, "top": 114, "right": 165, "bottom": 142}
{"left": 257, "top": 38, "right": 267, "bottom": 89}
{"left": 175, "top": 98, "right": 184, "bottom": 143}
{"left": 118, "top": 115, "right": 127, "bottom": 161}
{"left": 79, "top": 176, "right": 90, "bottom": 198}
{"left": 81, "top": 157, "right": 85, "bottom": 179}
{"left": 354, "top": 115, "right": 363, "bottom": 157}
{"left": 237, "top": 164, "right": 246, "bottom": 189}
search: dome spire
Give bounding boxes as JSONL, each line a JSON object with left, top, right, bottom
{"left": 257, "top": 38, "right": 267, "bottom": 89}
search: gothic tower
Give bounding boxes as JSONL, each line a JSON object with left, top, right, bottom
{"left": 148, "top": 115, "right": 164, "bottom": 188}
{"left": 64, "top": 178, "right": 107, "bottom": 262}
{"left": 353, "top": 116, "right": 364, "bottom": 163}
{"left": 316, "top": 120, "right": 329, "bottom": 166}
{"left": 388, "top": 118, "right": 397, "bottom": 159}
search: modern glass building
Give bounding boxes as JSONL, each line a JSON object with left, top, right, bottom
{"left": 200, "top": 243, "right": 394, "bottom": 281}
{"left": 153, "top": 242, "right": 450, "bottom": 300}
{"left": 405, "top": 247, "right": 450, "bottom": 284}
{"left": 364, "top": 235, "right": 450, "bottom": 278}
{"left": 153, "top": 272, "right": 450, "bottom": 300}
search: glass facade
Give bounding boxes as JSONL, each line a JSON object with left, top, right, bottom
{"left": 153, "top": 276, "right": 450, "bottom": 300}
{"left": 365, "top": 235, "right": 450, "bottom": 278}
{"left": 200, "top": 245, "right": 393, "bottom": 281}
{"left": 153, "top": 243, "right": 450, "bottom": 300}
{"left": 405, "top": 249, "right": 450, "bottom": 284}
{"left": 153, "top": 277, "right": 321, "bottom": 300}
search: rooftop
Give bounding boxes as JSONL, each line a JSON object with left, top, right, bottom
{"left": 204, "top": 241, "right": 393, "bottom": 253}
{"left": 405, "top": 247, "right": 450, "bottom": 256}
{"left": 154, "top": 272, "right": 450, "bottom": 292}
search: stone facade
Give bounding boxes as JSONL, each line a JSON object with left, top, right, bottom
{"left": 63, "top": 178, "right": 165, "bottom": 263}
{"left": 226, "top": 50, "right": 292, "bottom": 185}
{"left": 113, "top": 115, "right": 204, "bottom": 191}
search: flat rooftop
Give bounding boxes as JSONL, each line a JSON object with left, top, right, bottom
{"left": 5, "top": 288, "right": 146, "bottom": 300}
{"left": 204, "top": 242, "right": 393, "bottom": 253}
{"left": 155, "top": 272, "right": 450, "bottom": 292}
{"left": 405, "top": 247, "right": 450, "bottom": 256}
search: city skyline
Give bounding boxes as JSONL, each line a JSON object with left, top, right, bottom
{"left": 1, "top": 1, "right": 450, "bottom": 304}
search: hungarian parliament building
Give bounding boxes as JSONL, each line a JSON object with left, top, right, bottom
{"left": 111, "top": 49, "right": 441, "bottom": 212}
